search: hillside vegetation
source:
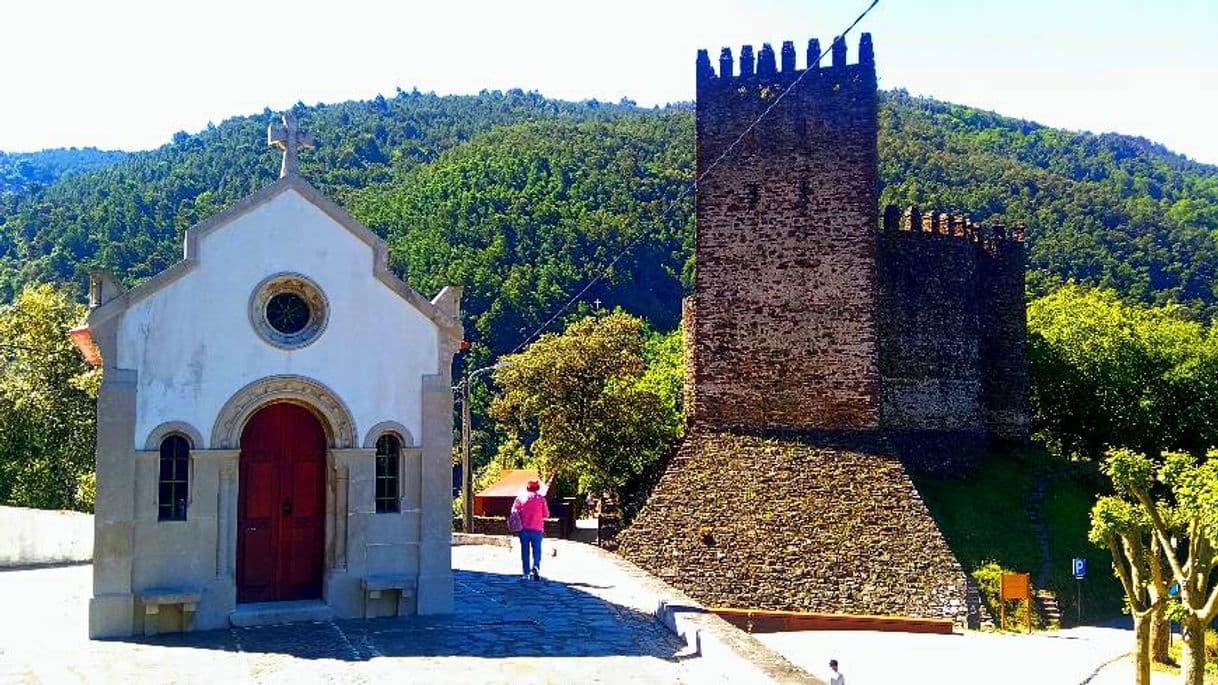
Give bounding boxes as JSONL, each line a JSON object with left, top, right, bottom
{"left": 0, "top": 148, "right": 128, "bottom": 193}
{"left": 1, "top": 89, "right": 1217, "bottom": 347}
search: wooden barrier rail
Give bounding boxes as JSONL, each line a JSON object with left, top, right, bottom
{"left": 709, "top": 607, "right": 955, "bottom": 635}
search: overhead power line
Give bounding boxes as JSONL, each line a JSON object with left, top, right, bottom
{"left": 507, "top": 0, "right": 882, "bottom": 354}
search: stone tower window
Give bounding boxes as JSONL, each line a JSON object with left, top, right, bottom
{"left": 375, "top": 434, "right": 401, "bottom": 513}
{"left": 158, "top": 434, "right": 190, "bottom": 521}
{"left": 249, "top": 273, "right": 330, "bottom": 349}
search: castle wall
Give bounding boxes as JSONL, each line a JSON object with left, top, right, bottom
{"left": 687, "top": 37, "right": 880, "bottom": 431}
{"left": 876, "top": 206, "right": 1028, "bottom": 468}
{"left": 878, "top": 208, "right": 984, "bottom": 435}
{"left": 980, "top": 227, "right": 1030, "bottom": 442}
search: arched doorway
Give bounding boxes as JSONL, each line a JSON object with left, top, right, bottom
{"left": 237, "top": 402, "right": 327, "bottom": 603}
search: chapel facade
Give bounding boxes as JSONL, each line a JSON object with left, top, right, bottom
{"left": 78, "top": 114, "right": 463, "bottom": 638}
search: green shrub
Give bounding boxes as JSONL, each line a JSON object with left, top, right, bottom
{"left": 75, "top": 471, "right": 95, "bottom": 512}
{"left": 972, "top": 562, "right": 1044, "bottom": 631}
{"left": 1166, "top": 628, "right": 1218, "bottom": 675}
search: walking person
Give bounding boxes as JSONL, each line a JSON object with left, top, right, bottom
{"left": 512, "top": 479, "right": 549, "bottom": 580}
{"left": 827, "top": 659, "right": 845, "bottom": 685}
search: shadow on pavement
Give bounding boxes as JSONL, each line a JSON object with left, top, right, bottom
{"left": 115, "top": 569, "right": 683, "bottom": 662}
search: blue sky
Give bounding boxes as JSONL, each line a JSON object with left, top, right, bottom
{"left": 2, "top": 0, "right": 1216, "bottom": 163}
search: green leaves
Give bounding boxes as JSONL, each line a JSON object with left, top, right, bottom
{"left": 488, "top": 311, "right": 681, "bottom": 498}
{"left": 0, "top": 283, "right": 96, "bottom": 510}
{"left": 1089, "top": 494, "right": 1148, "bottom": 546}
{"left": 1028, "top": 284, "right": 1218, "bottom": 458}
{"left": 1104, "top": 448, "right": 1157, "bottom": 498}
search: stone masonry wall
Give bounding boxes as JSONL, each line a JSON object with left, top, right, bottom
{"left": 878, "top": 206, "right": 984, "bottom": 436}
{"left": 687, "top": 36, "right": 880, "bottom": 431}
{"left": 616, "top": 430, "right": 972, "bottom": 623}
{"left": 980, "top": 226, "right": 1030, "bottom": 442}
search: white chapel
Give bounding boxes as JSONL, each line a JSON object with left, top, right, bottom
{"left": 75, "top": 113, "right": 463, "bottom": 638}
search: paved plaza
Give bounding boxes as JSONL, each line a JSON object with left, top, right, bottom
{"left": 0, "top": 536, "right": 1155, "bottom": 685}
{"left": 0, "top": 540, "right": 799, "bottom": 684}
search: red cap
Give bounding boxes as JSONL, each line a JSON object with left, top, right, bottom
{"left": 526, "top": 480, "right": 541, "bottom": 492}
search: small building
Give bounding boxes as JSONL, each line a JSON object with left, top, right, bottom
{"left": 76, "top": 113, "right": 463, "bottom": 638}
{"left": 472, "top": 469, "right": 552, "bottom": 518}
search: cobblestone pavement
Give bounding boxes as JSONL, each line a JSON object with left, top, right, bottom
{"left": 0, "top": 542, "right": 748, "bottom": 684}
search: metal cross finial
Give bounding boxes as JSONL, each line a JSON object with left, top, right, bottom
{"left": 592, "top": 298, "right": 603, "bottom": 313}
{"left": 267, "top": 111, "right": 315, "bottom": 178}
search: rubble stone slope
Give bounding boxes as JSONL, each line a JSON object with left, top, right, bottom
{"left": 616, "top": 429, "right": 970, "bottom": 623}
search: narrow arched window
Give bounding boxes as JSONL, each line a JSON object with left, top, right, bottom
{"left": 375, "top": 434, "right": 401, "bottom": 513}
{"left": 158, "top": 434, "right": 190, "bottom": 521}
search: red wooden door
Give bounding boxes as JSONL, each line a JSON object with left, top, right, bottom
{"left": 237, "top": 403, "right": 326, "bottom": 603}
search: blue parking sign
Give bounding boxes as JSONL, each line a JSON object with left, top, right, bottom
{"left": 1072, "top": 557, "right": 1087, "bottom": 579}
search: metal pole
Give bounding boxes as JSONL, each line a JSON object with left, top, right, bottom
{"left": 461, "top": 374, "right": 473, "bottom": 533}
{"left": 1077, "top": 578, "right": 1082, "bottom": 624}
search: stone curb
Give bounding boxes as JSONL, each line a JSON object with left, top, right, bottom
{"left": 451, "top": 532, "right": 513, "bottom": 548}
{"left": 551, "top": 539, "right": 824, "bottom": 685}
{"left": 655, "top": 599, "right": 824, "bottom": 684}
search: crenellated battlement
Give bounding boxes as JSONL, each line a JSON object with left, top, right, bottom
{"left": 696, "top": 33, "right": 875, "bottom": 91}
{"left": 880, "top": 204, "right": 1025, "bottom": 247}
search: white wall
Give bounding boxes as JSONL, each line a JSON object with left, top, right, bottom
{"left": 117, "top": 189, "right": 439, "bottom": 448}
{"left": 0, "top": 506, "right": 93, "bottom": 567}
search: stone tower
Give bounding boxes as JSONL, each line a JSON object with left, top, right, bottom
{"left": 687, "top": 36, "right": 880, "bottom": 431}
{"left": 618, "top": 34, "right": 983, "bottom": 626}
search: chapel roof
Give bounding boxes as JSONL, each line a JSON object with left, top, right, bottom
{"left": 82, "top": 113, "right": 462, "bottom": 344}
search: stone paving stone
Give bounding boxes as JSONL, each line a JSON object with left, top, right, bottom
{"left": 0, "top": 543, "right": 754, "bottom": 684}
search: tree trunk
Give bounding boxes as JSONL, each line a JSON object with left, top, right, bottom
{"left": 1149, "top": 603, "right": 1170, "bottom": 664}
{"left": 1180, "top": 615, "right": 1206, "bottom": 685}
{"left": 1130, "top": 612, "right": 1152, "bottom": 685}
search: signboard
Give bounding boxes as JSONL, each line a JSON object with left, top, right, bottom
{"left": 1000, "top": 572, "right": 1031, "bottom": 601}
{"left": 1072, "top": 557, "right": 1087, "bottom": 579}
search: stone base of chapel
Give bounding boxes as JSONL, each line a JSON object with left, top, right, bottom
{"left": 416, "top": 572, "right": 455, "bottom": 614}
{"left": 89, "top": 593, "right": 135, "bottom": 639}
{"left": 89, "top": 569, "right": 454, "bottom": 638}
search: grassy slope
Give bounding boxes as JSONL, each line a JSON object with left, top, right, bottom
{"left": 914, "top": 451, "right": 1124, "bottom": 626}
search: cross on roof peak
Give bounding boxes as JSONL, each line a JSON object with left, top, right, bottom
{"left": 267, "top": 111, "right": 315, "bottom": 178}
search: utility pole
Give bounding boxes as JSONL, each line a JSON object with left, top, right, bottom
{"left": 458, "top": 362, "right": 505, "bottom": 533}
{"left": 460, "top": 374, "right": 473, "bottom": 532}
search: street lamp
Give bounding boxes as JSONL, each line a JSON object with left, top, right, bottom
{"left": 456, "top": 361, "right": 507, "bottom": 533}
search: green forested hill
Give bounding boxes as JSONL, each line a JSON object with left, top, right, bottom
{"left": 355, "top": 115, "right": 694, "bottom": 350}
{"left": 0, "top": 148, "right": 128, "bottom": 193}
{"left": 2, "top": 89, "right": 1217, "bottom": 354}
{"left": 878, "top": 91, "right": 1218, "bottom": 309}
{"left": 0, "top": 90, "right": 643, "bottom": 300}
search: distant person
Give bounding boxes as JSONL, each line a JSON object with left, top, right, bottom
{"left": 828, "top": 659, "right": 845, "bottom": 685}
{"left": 512, "top": 479, "right": 549, "bottom": 580}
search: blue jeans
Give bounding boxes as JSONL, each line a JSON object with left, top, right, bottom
{"left": 518, "top": 529, "right": 543, "bottom": 575}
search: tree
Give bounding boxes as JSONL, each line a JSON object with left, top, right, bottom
{"left": 1028, "top": 284, "right": 1218, "bottom": 459}
{"left": 1089, "top": 493, "right": 1170, "bottom": 685}
{"left": 1102, "top": 447, "right": 1218, "bottom": 685}
{"left": 488, "top": 311, "right": 681, "bottom": 501}
{"left": 0, "top": 283, "right": 98, "bottom": 510}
